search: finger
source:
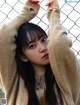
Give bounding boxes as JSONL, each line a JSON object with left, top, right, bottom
{"left": 30, "top": 0, "right": 40, "bottom": 6}
{"left": 45, "top": 0, "right": 55, "bottom": 6}
{"left": 45, "top": 0, "right": 55, "bottom": 7}
{"left": 30, "top": 0, "right": 40, "bottom": 4}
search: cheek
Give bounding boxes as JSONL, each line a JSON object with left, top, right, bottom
{"left": 27, "top": 54, "right": 40, "bottom": 64}
{"left": 24, "top": 50, "right": 38, "bottom": 61}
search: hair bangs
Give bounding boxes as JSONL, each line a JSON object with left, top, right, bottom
{"left": 17, "top": 22, "right": 47, "bottom": 49}
{"left": 24, "top": 29, "right": 47, "bottom": 47}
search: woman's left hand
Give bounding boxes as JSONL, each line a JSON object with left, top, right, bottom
{"left": 45, "top": 0, "right": 55, "bottom": 7}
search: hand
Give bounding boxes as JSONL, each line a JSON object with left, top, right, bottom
{"left": 30, "top": 0, "right": 40, "bottom": 6}
{"left": 45, "top": 0, "right": 55, "bottom": 7}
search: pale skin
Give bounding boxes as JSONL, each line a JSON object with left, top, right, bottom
{"left": 21, "top": 0, "right": 55, "bottom": 76}
{"left": 22, "top": 35, "right": 49, "bottom": 76}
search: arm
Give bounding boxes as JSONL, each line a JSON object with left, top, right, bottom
{"left": 0, "top": 0, "right": 40, "bottom": 94}
{"left": 46, "top": 0, "right": 80, "bottom": 105}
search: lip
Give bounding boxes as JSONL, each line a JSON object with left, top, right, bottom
{"left": 42, "top": 53, "right": 49, "bottom": 59}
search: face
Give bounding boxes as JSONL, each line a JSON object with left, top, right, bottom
{"left": 22, "top": 35, "right": 49, "bottom": 66}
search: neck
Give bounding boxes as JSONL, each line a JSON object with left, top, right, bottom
{"left": 32, "top": 64, "right": 46, "bottom": 76}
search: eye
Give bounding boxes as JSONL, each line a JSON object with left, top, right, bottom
{"left": 28, "top": 43, "right": 36, "bottom": 49}
{"left": 41, "top": 36, "right": 47, "bottom": 42}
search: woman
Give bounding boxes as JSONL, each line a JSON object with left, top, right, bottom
{"left": 0, "top": 0, "right": 80, "bottom": 105}
{"left": 16, "top": 22, "right": 60, "bottom": 105}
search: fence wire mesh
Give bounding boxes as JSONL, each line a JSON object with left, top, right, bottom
{"left": 0, "top": 0, "right": 80, "bottom": 103}
{"left": 0, "top": 0, "right": 80, "bottom": 59}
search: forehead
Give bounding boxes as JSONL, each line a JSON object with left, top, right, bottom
{"left": 26, "top": 30, "right": 47, "bottom": 43}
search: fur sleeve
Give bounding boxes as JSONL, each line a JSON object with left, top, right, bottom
{"left": 47, "top": 1, "right": 80, "bottom": 105}
{"left": 0, "top": 0, "right": 40, "bottom": 95}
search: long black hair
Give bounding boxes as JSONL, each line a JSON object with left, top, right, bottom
{"left": 15, "top": 22, "right": 59, "bottom": 105}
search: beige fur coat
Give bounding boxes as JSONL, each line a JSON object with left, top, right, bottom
{"left": 0, "top": 0, "right": 80, "bottom": 105}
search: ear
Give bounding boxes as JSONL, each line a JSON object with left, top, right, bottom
{"left": 20, "top": 56, "right": 28, "bottom": 62}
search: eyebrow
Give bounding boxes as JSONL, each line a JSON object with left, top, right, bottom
{"left": 28, "top": 35, "right": 47, "bottom": 44}
{"left": 28, "top": 40, "right": 36, "bottom": 44}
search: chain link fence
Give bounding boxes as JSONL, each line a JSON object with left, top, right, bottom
{"left": 0, "top": 0, "right": 80, "bottom": 103}
{"left": 0, "top": 0, "right": 80, "bottom": 58}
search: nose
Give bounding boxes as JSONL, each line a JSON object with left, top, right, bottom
{"left": 39, "top": 42, "right": 47, "bottom": 53}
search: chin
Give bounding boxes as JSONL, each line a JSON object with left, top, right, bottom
{"left": 43, "top": 60, "right": 49, "bottom": 65}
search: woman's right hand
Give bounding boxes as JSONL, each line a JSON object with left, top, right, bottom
{"left": 22, "top": 0, "right": 40, "bottom": 19}
{"left": 29, "top": 0, "right": 40, "bottom": 6}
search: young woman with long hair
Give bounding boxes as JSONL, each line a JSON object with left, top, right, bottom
{"left": 0, "top": 0, "right": 80, "bottom": 105}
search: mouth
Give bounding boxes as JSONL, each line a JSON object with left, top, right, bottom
{"left": 42, "top": 53, "right": 49, "bottom": 59}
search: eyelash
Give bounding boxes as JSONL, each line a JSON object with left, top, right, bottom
{"left": 28, "top": 36, "right": 47, "bottom": 49}
{"left": 29, "top": 43, "right": 36, "bottom": 49}
{"left": 41, "top": 36, "right": 47, "bottom": 42}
